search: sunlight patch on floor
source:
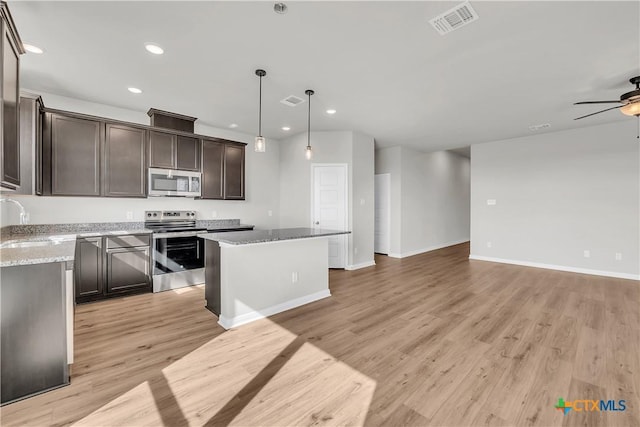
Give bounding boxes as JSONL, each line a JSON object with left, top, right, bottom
{"left": 172, "top": 286, "right": 195, "bottom": 295}
{"left": 71, "top": 319, "right": 375, "bottom": 426}
{"left": 72, "top": 381, "right": 164, "bottom": 427}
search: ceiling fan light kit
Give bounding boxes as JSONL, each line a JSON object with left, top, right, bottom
{"left": 620, "top": 101, "right": 640, "bottom": 117}
{"left": 574, "top": 76, "right": 640, "bottom": 138}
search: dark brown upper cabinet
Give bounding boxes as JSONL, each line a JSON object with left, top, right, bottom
{"left": 201, "top": 138, "right": 224, "bottom": 199}
{"left": 148, "top": 131, "right": 200, "bottom": 172}
{"left": 201, "top": 139, "right": 245, "bottom": 200}
{"left": 223, "top": 143, "right": 245, "bottom": 200}
{"left": 147, "top": 108, "right": 196, "bottom": 133}
{"left": 48, "top": 114, "right": 102, "bottom": 196}
{"left": 148, "top": 130, "right": 175, "bottom": 169}
{"left": 0, "top": 3, "right": 25, "bottom": 190}
{"left": 176, "top": 136, "right": 200, "bottom": 171}
{"left": 38, "top": 108, "right": 245, "bottom": 199}
{"left": 103, "top": 123, "right": 146, "bottom": 198}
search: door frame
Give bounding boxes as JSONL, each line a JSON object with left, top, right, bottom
{"left": 374, "top": 173, "right": 391, "bottom": 255}
{"left": 310, "top": 163, "right": 349, "bottom": 268}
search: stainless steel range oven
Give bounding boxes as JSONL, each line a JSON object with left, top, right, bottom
{"left": 145, "top": 210, "right": 206, "bottom": 292}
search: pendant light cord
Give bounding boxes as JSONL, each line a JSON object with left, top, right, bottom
{"left": 307, "top": 91, "right": 311, "bottom": 148}
{"left": 258, "top": 75, "right": 263, "bottom": 137}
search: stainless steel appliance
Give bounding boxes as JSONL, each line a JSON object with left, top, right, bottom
{"left": 145, "top": 210, "right": 207, "bottom": 292}
{"left": 147, "top": 168, "right": 201, "bottom": 197}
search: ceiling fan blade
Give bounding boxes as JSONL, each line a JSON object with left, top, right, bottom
{"left": 574, "top": 101, "right": 621, "bottom": 105}
{"left": 574, "top": 105, "right": 623, "bottom": 120}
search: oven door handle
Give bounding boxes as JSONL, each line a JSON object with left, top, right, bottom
{"left": 153, "top": 231, "right": 203, "bottom": 239}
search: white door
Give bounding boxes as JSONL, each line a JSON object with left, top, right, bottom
{"left": 312, "top": 164, "right": 347, "bottom": 269}
{"left": 374, "top": 174, "right": 390, "bottom": 254}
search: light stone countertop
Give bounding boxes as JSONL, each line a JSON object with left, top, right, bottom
{"left": 199, "top": 227, "right": 350, "bottom": 246}
{"left": 0, "top": 239, "right": 77, "bottom": 268}
{"left": 0, "top": 219, "right": 246, "bottom": 268}
{"left": 0, "top": 228, "right": 153, "bottom": 268}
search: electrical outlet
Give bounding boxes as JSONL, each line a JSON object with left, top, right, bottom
{"left": 291, "top": 272, "right": 298, "bottom": 283}
{"left": 268, "top": 210, "right": 273, "bottom": 217}
{"left": 615, "top": 252, "right": 623, "bottom": 261}
{"left": 487, "top": 199, "right": 497, "bottom": 206}
{"left": 211, "top": 211, "right": 217, "bottom": 218}
{"left": 486, "top": 241, "right": 492, "bottom": 248}
{"left": 583, "top": 250, "right": 590, "bottom": 258}
{"left": 126, "top": 211, "right": 133, "bottom": 220}
{"left": 354, "top": 247, "right": 359, "bottom": 254}
{"left": 360, "top": 198, "right": 365, "bottom": 206}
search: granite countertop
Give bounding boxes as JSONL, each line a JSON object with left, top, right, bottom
{"left": 0, "top": 239, "right": 77, "bottom": 267}
{"left": 199, "top": 227, "right": 350, "bottom": 245}
{"left": 0, "top": 219, "right": 247, "bottom": 267}
{"left": 0, "top": 224, "right": 152, "bottom": 268}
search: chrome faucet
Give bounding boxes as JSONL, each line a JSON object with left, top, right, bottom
{"left": 0, "top": 198, "right": 28, "bottom": 225}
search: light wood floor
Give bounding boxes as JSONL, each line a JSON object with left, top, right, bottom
{"left": 1, "top": 243, "right": 639, "bottom": 427}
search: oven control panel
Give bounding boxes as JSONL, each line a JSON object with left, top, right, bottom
{"left": 145, "top": 210, "right": 197, "bottom": 220}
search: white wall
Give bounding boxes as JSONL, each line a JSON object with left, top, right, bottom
{"left": 400, "top": 148, "right": 470, "bottom": 257}
{"left": 375, "top": 146, "right": 470, "bottom": 257}
{"left": 470, "top": 120, "right": 639, "bottom": 279}
{"left": 350, "top": 132, "right": 375, "bottom": 267}
{"left": 374, "top": 147, "right": 402, "bottom": 255}
{"left": 0, "top": 92, "right": 281, "bottom": 228}
{"left": 278, "top": 131, "right": 375, "bottom": 268}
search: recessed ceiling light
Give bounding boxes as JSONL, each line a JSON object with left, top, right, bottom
{"left": 326, "top": 109, "right": 336, "bottom": 115}
{"left": 23, "top": 43, "right": 44, "bottom": 54}
{"left": 281, "top": 126, "right": 291, "bottom": 131}
{"left": 127, "top": 87, "right": 142, "bottom": 94}
{"left": 229, "top": 123, "right": 239, "bottom": 128}
{"left": 145, "top": 43, "right": 164, "bottom": 55}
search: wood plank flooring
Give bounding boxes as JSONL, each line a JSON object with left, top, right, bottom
{"left": 1, "top": 243, "right": 638, "bottom": 427}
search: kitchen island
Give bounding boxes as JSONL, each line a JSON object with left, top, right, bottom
{"left": 200, "top": 228, "right": 350, "bottom": 329}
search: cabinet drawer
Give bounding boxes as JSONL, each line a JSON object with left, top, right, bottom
{"left": 105, "top": 234, "right": 150, "bottom": 249}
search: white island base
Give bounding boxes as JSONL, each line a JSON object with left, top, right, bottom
{"left": 204, "top": 236, "right": 331, "bottom": 329}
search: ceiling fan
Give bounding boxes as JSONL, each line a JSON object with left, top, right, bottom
{"left": 574, "top": 76, "right": 640, "bottom": 121}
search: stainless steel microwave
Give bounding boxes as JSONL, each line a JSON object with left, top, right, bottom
{"left": 147, "top": 168, "right": 201, "bottom": 197}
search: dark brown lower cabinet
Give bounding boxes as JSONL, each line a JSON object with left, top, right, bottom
{"left": 75, "top": 234, "right": 151, "bottom": 303}
{"left": 75, "top": 237, "right": 103, "bottom": 300}
{"left": 105, "top": 247, "right": 151, "bottom": 294}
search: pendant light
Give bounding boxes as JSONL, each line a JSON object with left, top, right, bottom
{"left": 305, "top": 89, "right": 314, "bottom": 160}
{"left": 254, "top": 69, "right": 266, "bottom": 152}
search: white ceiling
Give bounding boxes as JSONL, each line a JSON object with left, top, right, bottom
{"left": 12, "top": 1, "right": 640, "bottom": 151}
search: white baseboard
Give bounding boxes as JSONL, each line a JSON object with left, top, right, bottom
{"left": 468, "top": 254, "right": 640, "bottom": 281}
{"left": 388, "top": 239, "right": 470, "bottom": 259}
{"left": 218, "top": 289, "right": 332, "bottom": 330}
{"left": 345, "top": 260, "right": 376, "bottom": 270}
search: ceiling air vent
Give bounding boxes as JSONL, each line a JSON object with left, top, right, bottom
{"left": 529, "top": 123, "right": 551, "bottom": 131}
{"left": 429, "top": 1, "right": 479, "bottom": 35}
{"left": 280, "top": 95, "right": 305, "bottom": 107}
